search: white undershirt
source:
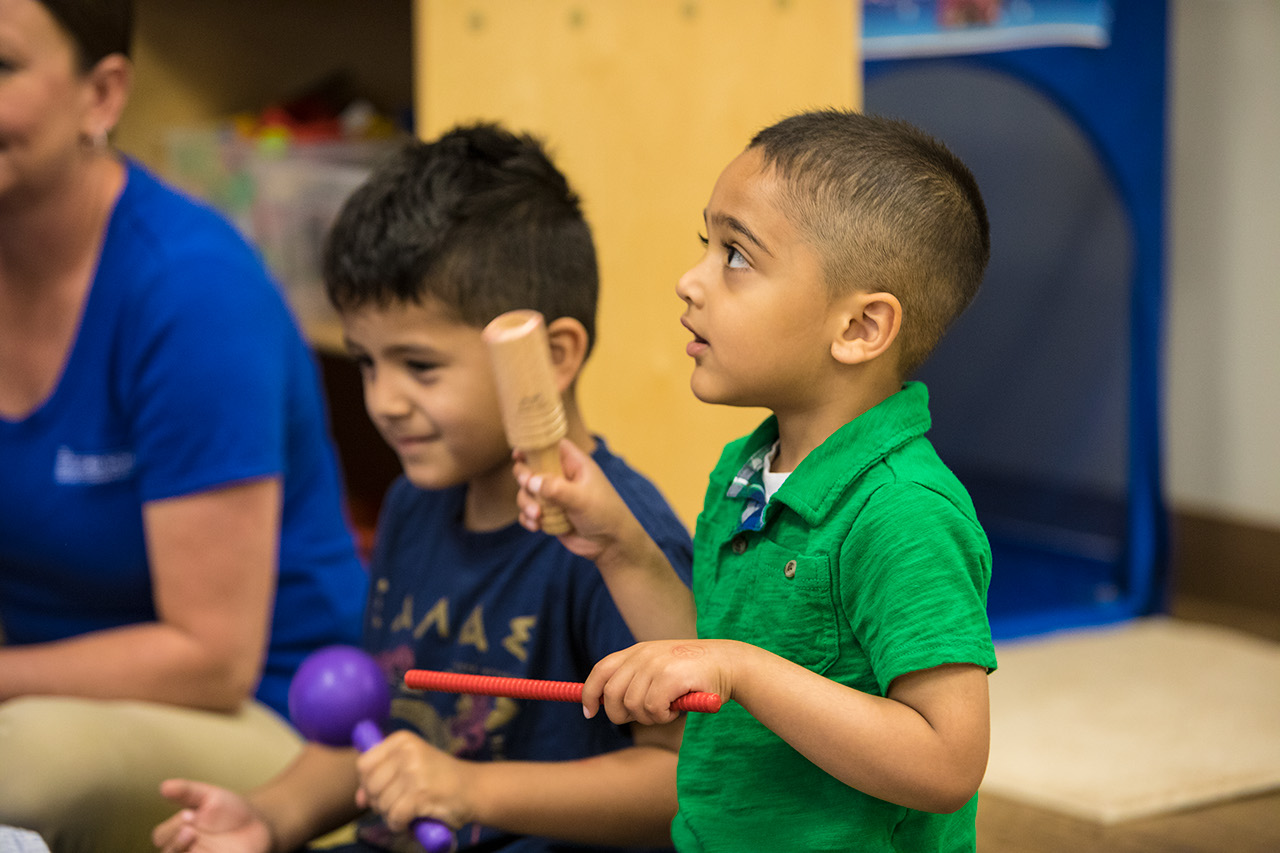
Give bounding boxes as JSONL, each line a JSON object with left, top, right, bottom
{"left": 762, "top": 441, "right": 790, "bottom": 502}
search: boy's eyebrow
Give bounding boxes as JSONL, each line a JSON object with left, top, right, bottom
{"left": 343, "top": 339, "right": 449, "bottom": 362}
{"left": 705, "top": 210, "right": 774, "bottom": 257}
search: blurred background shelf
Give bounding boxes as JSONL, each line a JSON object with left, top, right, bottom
{"left": 116, "top": 0, "right": 413, "bottom": 170}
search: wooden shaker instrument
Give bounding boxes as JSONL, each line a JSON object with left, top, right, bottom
{"left": 482, "top": 310, "right": 573, "bottom": 535}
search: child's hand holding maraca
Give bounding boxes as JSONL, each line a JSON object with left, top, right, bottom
{"left": 288, "top": 646, "right": 457, "bottom": 853}
{"left": 356, "top": 730, "right": 474, "bottom": 836}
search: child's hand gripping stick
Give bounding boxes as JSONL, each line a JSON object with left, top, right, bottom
{"left": 288, "top": 646, "right": 456, "bottom": 853}
{"left": 482, "top": 310, "right": 572, "bottom": 535}
{"left": 404, "top": 669, "right": 724, "bottom": 714}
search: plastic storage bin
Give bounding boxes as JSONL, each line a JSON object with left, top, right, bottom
{"left": 165, "top": 128, "right": 400, "bottom": 336}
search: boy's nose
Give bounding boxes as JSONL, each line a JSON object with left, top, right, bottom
{"left": 364, "top": 372, "right": 411, "bottom": 421}
{"left": 675, "top": 264, "right": 703, "bottom": 306}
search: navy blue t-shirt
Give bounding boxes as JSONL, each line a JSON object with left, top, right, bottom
{"left": 358, "top": 438, "right": 692, "bottom": 852}
{"left": 0, "top": 160, "right": 367, "bottom": 715}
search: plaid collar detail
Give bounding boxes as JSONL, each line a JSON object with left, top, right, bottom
{"left": 726, "top": 440, "right": 778, "bottom": 531}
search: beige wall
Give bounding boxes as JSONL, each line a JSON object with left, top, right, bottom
{"left": 1166, "top": 0, "right": 1280, "bottom": 528}
{"left": 416, "top": 0, "right": 859, "bottom": 526}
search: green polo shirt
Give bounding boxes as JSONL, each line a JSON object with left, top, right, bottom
{"left": 673, "top": 381, "right": 996, "bottom": 853}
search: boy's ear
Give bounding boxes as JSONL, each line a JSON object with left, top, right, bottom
{"left": 544, "top": 317, "right": 590, "bottom": 393}
{"left": 831, "top": 291, "right": 902, "bottom": 366}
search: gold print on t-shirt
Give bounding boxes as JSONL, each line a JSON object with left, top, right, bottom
{"left": 391, "top": 595, "right": 452, "bottom": 640}
{"left": 413, "top": 597, "right": 450, "bottom": 640}
{"left": 390, "top": 693, "right": 519, "bottom": 759}
{"left": 458, "top": 606, "right": 489, "bottom": 652}
{"left": 390, "top": 594, "right": 416, "bottom": 633}
{"left": 368, "top": 579, "right": 390, "bottom": 629}
{"left": 502, "top": 616, "right": 537, "bottom": 662}
{"left": 386, "top": 597, "right": 538, "bottom": 664}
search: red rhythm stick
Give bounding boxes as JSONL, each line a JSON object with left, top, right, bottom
{"left": 404, "top": 669, "right": 723, "bottom": 714}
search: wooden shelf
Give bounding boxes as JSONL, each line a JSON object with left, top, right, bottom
{"left": 116, "top": 0, "right": 414, "bottom": 170}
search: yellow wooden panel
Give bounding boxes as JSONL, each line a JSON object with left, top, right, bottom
{"left": 416, "top": 0, "right": 859, "bottom": 526}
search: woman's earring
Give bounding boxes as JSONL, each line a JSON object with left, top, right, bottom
{"left": 80, "top": 129, "right": 109, "bottom": 150}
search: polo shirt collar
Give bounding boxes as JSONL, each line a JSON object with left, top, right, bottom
{"left": 727, "top": 381, "right": 933, "bottom": 528}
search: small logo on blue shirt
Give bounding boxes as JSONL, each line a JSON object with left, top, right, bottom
{"left": 54, "top": 446, "right": 136, "bottom": 485}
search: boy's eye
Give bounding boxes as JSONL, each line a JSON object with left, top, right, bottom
{"left": 699, "top": 233, "right": 748, "bottom": 269}
{"left": 406, "top": 359, "right": 441, "bottom": 376}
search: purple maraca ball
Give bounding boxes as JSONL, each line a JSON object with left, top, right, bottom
{"left": 288, "top": 645, "right": 392, "bottom": 747}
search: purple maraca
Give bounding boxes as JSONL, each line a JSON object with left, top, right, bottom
{"left": 289, "top": 645, "right": 456, "bottom": 853}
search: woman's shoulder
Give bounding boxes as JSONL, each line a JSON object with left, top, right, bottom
{"left": 101, "top": 161, "right": 291, "bottom": 327}
{"left": 111, "top": 160, "right": 265, "bottom": 273}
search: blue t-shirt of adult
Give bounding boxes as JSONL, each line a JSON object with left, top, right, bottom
{"left": 0, "top": 160, "right": 367, "bottom": 716}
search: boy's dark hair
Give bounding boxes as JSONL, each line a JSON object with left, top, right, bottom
{"left": 323, "top": 123, "right": 599, "bottom": 354}
{"left": 37, "top": 0, "right": 133, "bottom": 70}
{"left": 749, "top": 109, "right": 989, "bottom": 376}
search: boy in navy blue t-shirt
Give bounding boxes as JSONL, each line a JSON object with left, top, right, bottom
{"left": 155, "top": 124, "right": 692, "bottom": 853}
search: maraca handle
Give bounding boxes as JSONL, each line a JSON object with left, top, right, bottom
{"left": 350, "top": 720, "right": 457, "bottom": 853}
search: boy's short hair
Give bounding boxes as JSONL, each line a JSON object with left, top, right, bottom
{"left": 37, "top": 0, "right": 133, "bottom": 69}
{"left": 749, "top": 109, "right": 989, "bottom": 376}
{"left": 324, "top": 123, "right": 599, "bottom": 353}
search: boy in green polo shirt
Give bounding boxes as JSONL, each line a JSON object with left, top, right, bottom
{"left": 516, "top": 109, "right": 996, "bottom": 852}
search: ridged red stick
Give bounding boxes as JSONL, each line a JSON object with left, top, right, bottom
{"left": 404, "top": 669, "right": 723, "bottom": 713}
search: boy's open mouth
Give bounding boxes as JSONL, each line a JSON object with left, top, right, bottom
{"left": 681, "top": 318, "right": 707, "bottom": 346}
